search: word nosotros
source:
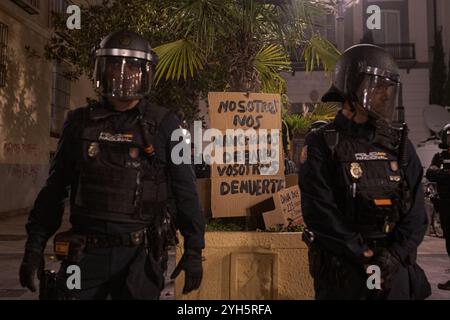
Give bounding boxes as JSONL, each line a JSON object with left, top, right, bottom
{"left": 218, "top": 99, "right": 279, "bottom": 130}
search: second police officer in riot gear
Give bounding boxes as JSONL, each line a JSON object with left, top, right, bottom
{"left": 299, "top": 44, "right": 430, "bottom": 300}
{"left": 426, "top": 123, "right": 450, "bottom": 290}
{"left": 19, "top": 30, "right": 205, "bottom": 299}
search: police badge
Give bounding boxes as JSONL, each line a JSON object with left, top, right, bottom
{"left": 88, "top": 142, "right": 99, "bottom": 158}
{"left": 350, "top": 162, "right": 363, "bottom": 179}
{"left": 129, "top": 147, "right": 140, "bottom": 159}
{"left": 390, "top": 161, "right": 399, "bottom": 172}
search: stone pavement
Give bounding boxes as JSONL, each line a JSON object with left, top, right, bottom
{"left": 417, "top": 236, "right": 450, "bottom": 299}
{"left": 1, "top": 213, "right": 449, "bottom": 300}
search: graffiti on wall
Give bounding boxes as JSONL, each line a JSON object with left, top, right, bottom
{"left": 3, "top": 142, "right": 38, "bottom": 156}
{"left": 7, "top": 164, "right": 39, "bottom": 184}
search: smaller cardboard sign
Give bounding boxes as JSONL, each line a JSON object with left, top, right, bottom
{"left": 262, "top": 185, "right": 302, "bottom": 230}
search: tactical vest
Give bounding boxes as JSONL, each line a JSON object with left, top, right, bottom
{"left": 322, "top": 125, "right": 412, "bottom": 240}
{"left": 71, "top": 101, "right": 171, "bottom": 224}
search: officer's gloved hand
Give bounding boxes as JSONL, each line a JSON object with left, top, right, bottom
{"left": 19, "top": 250, "right": 44, "bottom": 292}
{"left": 371, "top": 248, "right": 402, "bottom": 290}
{"left": 171, "top": 249, "right": 203, "bottom": 294}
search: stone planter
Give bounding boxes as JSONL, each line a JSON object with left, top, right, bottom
{"left": 174, "top": 231, "right": 313, "bottom": 300}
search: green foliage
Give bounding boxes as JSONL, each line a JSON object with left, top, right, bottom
{"left": 45, "top": 0, "right": 340, "bottom": 121}
{"left": 254, "top": 44, "right": 291, "bottom": 93}
{"left": 154, "top": 39, "right": 206, "bottom": 83}
{"left": 283, "top": 102, "right": 338, "bottom": 135}
{"left": 284, "top": 114, "right": 314, "bottom": 135}
{"left": 157, "top": 0, "right": 340, "bottom": 92}
{"left": 266, "top": 218, "right": 305, "bottom": 233}
{"left": 303, "top": 34, "right": 341, "bottom": 72}
{"left": 205, "top": 219, "right": 245, "bottom": 232}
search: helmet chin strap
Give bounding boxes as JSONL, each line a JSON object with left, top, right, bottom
{"left": 345, "top": 94, "right": 359, "bottom": 135}
{"left": 348, "top": 91, "right": 374, "bottom": 120}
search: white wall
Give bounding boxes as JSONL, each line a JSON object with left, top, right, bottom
{"left": 0, "top": 4, "right": 96, "bottom": 216}
{"left": 409, "top": 0, "right": 430, "bottom": 63}
{"left": 436, "top": 0, "right": 450, "bottom": 62}
{"left": 282, "top": 71, "right": 333, "bottom": 104}
{"left": 400, "top": 68, "right": 431, "bottom": 146}
{"left": 352, "top": 0, "right": 364, "bottom": 45}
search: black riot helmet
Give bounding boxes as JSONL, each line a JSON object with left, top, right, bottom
{"left": 308, "top": 120, "right": 328, "bottom": 133}
{"left": 322, "top": 44, "right": 401, "bottom": 123}
{"left": 93, "top": 30, "right": 158, "bottom": 100}
{"left": 439, "top": 123, "right": 450, "bottom": 149}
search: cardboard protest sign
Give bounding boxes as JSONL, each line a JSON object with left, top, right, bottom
{"left": 208, "top": 92, "right": 285, "bottom": 218}
{"left": 262, "top": 185, "right": 302, "bottom": 230}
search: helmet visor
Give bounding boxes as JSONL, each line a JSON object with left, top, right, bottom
{"left": 356, "top": 74, "right": 399, "bottom": 123}
{"left": 94, "top": 56, "right": 152, "bottom": 99}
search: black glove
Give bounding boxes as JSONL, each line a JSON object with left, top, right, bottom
{"left": 170, "top": 249, "right": 203, "bottom": 294}
{"left": 371, "top": 248, "right": 402, "bottom": 290}
{"left": 19, "top": 250, "right": 44, "bottom": 292}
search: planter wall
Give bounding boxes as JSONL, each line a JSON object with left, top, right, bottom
{"left": 174, "top": 231, "right": 313, "bottom": 300}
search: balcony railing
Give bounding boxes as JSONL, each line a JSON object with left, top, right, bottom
{"left": 376, "top": 43, "right": 416, "bottom": 61}
{"left": 10, "top": 0, "right": 40, "bottom": 15}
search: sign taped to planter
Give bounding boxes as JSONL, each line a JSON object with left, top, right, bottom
{"left": 262, "top": 185, "right": 302, "bottom": 230}
{"left": 208, "top": 92, "right": 285, "bottom": 217}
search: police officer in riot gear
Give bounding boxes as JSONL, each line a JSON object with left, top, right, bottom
{"left": 299, "top": 44, "right": 430, "bottom": 300}
{"left": 426, "top": 123, "right": 450, "bottom": 290}
{"left": 19, "top": 30, "right": 205, "bottom": 299}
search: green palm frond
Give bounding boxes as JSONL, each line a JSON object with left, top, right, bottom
{"left": 153, "top": 39, "right": 206, "bottom": 84}
{"left": 284, "top": 113, "right": 313, "bottom": 135}
{"left": 311, "top": 103, "right": 339, "bottom": 119}
{"left": 172, "top": 0, "right": 233, "bottom": 54}
{"left": 283, "top": 102, "right": 338, "bottom": 135}
{"left": 254, "top": 44, "right": 291, "bottom": 93}
{"left": 302, "top": 34, "right": 341, "bottom": 73}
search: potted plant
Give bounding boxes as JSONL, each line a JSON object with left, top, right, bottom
{"left": 284, "top": 102, "right": 338, "bottom": 166}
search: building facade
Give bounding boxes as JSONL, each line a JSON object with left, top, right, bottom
{"left": 283, "top": 0, "right": 449, "bottom": 168}
{"left": 0, "top": 0, "right": 96, "bottom": 217}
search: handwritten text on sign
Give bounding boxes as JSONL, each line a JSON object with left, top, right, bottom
{"left": 208, "top": 92, "right": 285, "bottom": 218}
{"left": 262, "top": 185, "right": 302, "bottom": 229}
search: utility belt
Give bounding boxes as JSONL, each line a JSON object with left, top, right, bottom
{"left": 302, "top": 228, "right": 391, "bottom": 255}
{"left": 85, "top": 229, "right": 147, "bottom": 249}
{"left": 40, "top": 228, "right": 152, "bottom": 300}
{"left": 53, "top": 228, "right": 148, "bottom": 262}
{"left": 302, "top": 228, "right": 394, "bottom": 284}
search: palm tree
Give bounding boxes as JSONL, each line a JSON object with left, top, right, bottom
{"left": 45, "top": 0, "right": 341, "bottom": 120}
{"left": 153, "top": 0, "right": 341, "bottom": 94}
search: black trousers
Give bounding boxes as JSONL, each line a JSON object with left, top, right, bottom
{"left": 439, "top": 198, "right": 450, "bottom": 257}
{"left": 55, "top": 245, "right": 164, "bottom": 300}
{"left": 309, "top": 247, "right": 411, "bottom": 300}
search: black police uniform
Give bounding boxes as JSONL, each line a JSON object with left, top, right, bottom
{"left": 426, "top": 150, "right": 450, "bottom": 257}
{"left": 24, "top": 97, "right": 205, "bottom": 299}
{"left": 299, "top": 110, "right": 429, "bottom": 300}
